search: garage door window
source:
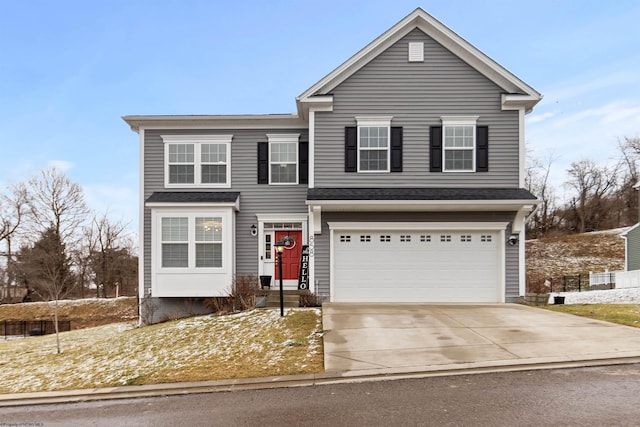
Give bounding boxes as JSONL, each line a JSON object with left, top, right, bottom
{"left": 420, "top": 235, "right": 432, "bottom": 242}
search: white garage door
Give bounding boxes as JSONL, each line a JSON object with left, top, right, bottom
{"left": 333, "top": 229, "right": 502, "bottom": 303}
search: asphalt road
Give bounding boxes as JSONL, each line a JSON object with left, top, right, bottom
{"left": 2, "top": 364, "right": 640, "bottom": 426}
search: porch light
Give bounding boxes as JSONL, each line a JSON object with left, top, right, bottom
{"left": 274, "top": 239, "right": 287, "bottom": 317}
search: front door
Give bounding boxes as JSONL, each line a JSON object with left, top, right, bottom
{"left": 274, "top": 230, "right": 303, "bottom": 281}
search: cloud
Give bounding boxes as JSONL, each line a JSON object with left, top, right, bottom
{"left": 47, "top": 159, "right": 75, "bottom": 172}
{"left": 82, "top": 183, "right": 138, "bottom": 237}
{"left": 526, "top": 112, "right": 555, "bottom": 124}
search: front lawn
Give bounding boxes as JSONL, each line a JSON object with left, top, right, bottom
{"left": 543, "top": 304, "right": 640, "bottom": 328}
{"left": 0, "top": 308, "right": 323, "bottom": 394}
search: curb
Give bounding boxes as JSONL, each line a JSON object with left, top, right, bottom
{"left": 2, "top": 356, "right": 640, "bottom": 407}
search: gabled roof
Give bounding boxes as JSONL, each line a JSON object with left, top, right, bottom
{"left": 296, "top": 7, "right": 542, "bottom": 117}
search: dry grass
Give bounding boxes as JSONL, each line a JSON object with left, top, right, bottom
{"left": 0, "top": 308, "right": 323, "bottom": 394}
{"left": 0, "top": 297, "right": 138, "bottom": 329}
{"left": 526, "top": 230, "right": 625, "bottom": 280}
{"left": 544, "top": 304, "right": 640, "bottom": 328}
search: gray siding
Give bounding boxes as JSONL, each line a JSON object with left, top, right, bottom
{"left": 314, "top": 211, "right": 520, "bottom": 300}
{"left": 627, "top": 225, "right": 640, "bottom": 270}
{"left": 314, "top": 29, "right": 520, "bottom": 187}
{"left": 143, "top": 128, "right": 309, "bottom": 296}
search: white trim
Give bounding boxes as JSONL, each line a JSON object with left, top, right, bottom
{"left": 501, "top": 94, "right": 541, "bottom": 114}
{"left": 328, "top": 222, "right": 507, "bottom": 303}
{"left": 138, "top": 128, "right": 146, "bottom": 309}
{"left": 161, "top": 135, "right": 232, "bottom": 189}
{"left": 308, "top": 199, "right": 538, "bottom": 212}
{"left": 150, "top": 206, "right": 235, "bottom": 297}
{"left": 267, "top": 134, "right": 300, "bottom": 185}
{"left": 308, "top": 111, "right": 316, "bottom": 189}
{"left": 518, "top": 107, "right": 526, "bottom": 188}
{"left": 123, "top": 115, "right": 307, "bottom": 132}
{"left": 441, "top": 116, "right": 478, "bottom": 173}
{"left": 356, "top": 116, "right": 393, "bottom": 173}
{"left": 256, "top": 214, "right": 309, "bottom": 289}
{"left": 328, "top": 221, "right": 509, "bottom": 231}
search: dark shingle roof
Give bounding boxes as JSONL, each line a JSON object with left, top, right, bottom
{"left": 306, "top": 187, "right": 537, "bottom": 201}
{"left": 146, "top": 192, "right": 240, "bottom": 204}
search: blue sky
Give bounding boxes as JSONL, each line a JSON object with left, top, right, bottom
{"left": 1, "top": 1, "right": 639, "bottom": 239}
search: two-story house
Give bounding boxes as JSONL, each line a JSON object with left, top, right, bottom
{"left": 124, "top": 8, "right": 541, "bottom": 323}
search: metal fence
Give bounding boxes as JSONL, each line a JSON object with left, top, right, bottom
{"left": 534, "top": 274, "right": 616, "bottom": 293}
{"left": 1, "top": 320, "right": 71, "bottom": 339}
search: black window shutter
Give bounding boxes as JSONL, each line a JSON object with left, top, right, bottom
{"left": 476, "top": 126, "right": 489, "bottom": 172}
{"left": 257, "top": 142, "right": 269, "bottom": 184}
{"left": 299, "top": 140, "right": 309, "bottom": 184}
{"left": 345, "top": 127, "right": 357, "bottom": 172}
{"left": 430, "top": 126, "right": 442, "bottom": 172}
{"left": 390, "top": 127, "right": 403, "bottom": 172}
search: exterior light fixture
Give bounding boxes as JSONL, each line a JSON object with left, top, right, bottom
{"left": 250, "top": 224, "right": 257, "bottom": 236}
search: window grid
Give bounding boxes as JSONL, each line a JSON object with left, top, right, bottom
{"left": 270, "top": 142, "right": 298, "bottom": 184}
{"left": 359, "top": 126, "right": 389, "bottom": 172}
{"left": 340, "top": 235, "right": 351, "bottom": 243}
{"left": 380, "top": 235, "right": 391, "bottom": 242}
{"left": 481, "top": 235, "right": 493, "bottom": 243}
{"left": 460, "top": 235, "right": 472, "bottom": 243}
{"left": 360, "top": 235, "right": 371, "bottom": 242}
{"left": 443, "top": 124, "right": 475, "bottom": 172}
{"left": 420, "top": 235, "right": 431, "bottom": 242}
{"left": 400, "top": 235, "right": 411, "bottom": 242}
{"left": 166, "top": 140, "right": 230, "bottom": 186}
{"left": 440, "top": 235, "right": 452, "bottom": 242}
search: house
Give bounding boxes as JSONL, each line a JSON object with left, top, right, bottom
{"left": 621, "top": 181, "right": 640, "bottom": 271}
{"left": 124, "top": 8, "right": 542, "bottom": 323}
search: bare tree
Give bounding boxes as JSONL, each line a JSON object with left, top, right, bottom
{"left": 565, "top": 159, "right": 617, "bottom": 233}
{"left": 88, "top": 212, "right": 130, "bottom": 298}
{"left": 26, "top": 167, "right": 89, "bottom": 244}
{"left": 0, "top": 181, "right": 29, "bottom": 298}
{"left": 525, "top": 151, "right": 558, "bottom": 237}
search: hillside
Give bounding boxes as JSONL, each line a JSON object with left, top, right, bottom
{"left": 0, "top": 297, "right": 138, "bottom": 329}
{"left": 526, "top": 229, "right": 627, "bottom": 281}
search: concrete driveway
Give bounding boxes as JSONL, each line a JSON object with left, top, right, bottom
{"left": 322, "top": 303, "right": 640, "bottom": 375}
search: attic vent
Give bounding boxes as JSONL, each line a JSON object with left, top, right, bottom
{"left": 408, "top": 42, "right": 424, "bottom": 62}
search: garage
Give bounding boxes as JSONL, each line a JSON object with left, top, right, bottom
{"left": 331, "top": 224, "right": 505, "bottom": 303}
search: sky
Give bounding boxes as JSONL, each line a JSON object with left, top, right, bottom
{"left": 1, "top": 0, "right": 640, "bottom": 241}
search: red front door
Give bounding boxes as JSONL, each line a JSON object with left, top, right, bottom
{"left": 274, "top": 231, "right": 302, "bottom": 280}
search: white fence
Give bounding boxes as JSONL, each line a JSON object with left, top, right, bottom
{"left": 614, "top": 270, "right": 640, "bottom": 289}
{"left": 589, "top": 271, "right": 617, "bottom": 286}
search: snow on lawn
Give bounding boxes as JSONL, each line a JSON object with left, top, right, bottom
{"left": 0, "top": 308, "right": 323, "bottom": 394}
{"left": 552, "top": 287, "right": 640, "bottom": 304}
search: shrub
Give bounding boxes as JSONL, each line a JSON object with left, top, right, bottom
{"left": 299, "top": 291, "right": 323, "bottom": 307}
{"left": 204, "top": 274, "right": 260, "bottom": 313}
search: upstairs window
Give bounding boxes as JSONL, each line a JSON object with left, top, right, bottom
{"left": 442, "top": 117, "right": 477, "bottom": 172}
{"left": 162, "top": 135, "right": 232, "bottom": 188}
{"left": 357, "top": 117, "right": 392, "bottom": 172}
{"left": 269, "top": 134, "right": 299, "bottom": 184}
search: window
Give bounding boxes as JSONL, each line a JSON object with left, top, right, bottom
{"left": 162, "top": 135, "right": 232, "bottom": 187}
{"left": 400, "top": 235, "right": 411, "bottom": 242}
{"left": 340, "top": 235, "right": 351, "bottom": 243}
{"left": 441, "top": 117, "right": 478, "bottom": 172}
{"left": 440, "top": 235, "right": 451, "bottom": 242}
{"left": 460, "top": 235, "right": 472, "bottom": 242}
{"left": 357, "top": 117, "right": 392, "bottom": 172}
{"left": 268, "top": 134, "right": 299, "bottom": 184}
{"left": 380, "top": 235, "right": 391, "bottom": 242}
{"left": 160, "top": 215, "right": 223, "bottom": 269}
{"left": 481, "top": 235, "right": 493, "bottom": 243}
{"left": 360, "top": 235, "right": 371, "bottom": 242}
{"left": 420, "top": 235, "right": 431, "bottom": 242}
{"left": 195, "top": 217, "right": 222, "bottom": 268}
{"left": 161, "top": 217, "right": 188, "bottom": 267}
